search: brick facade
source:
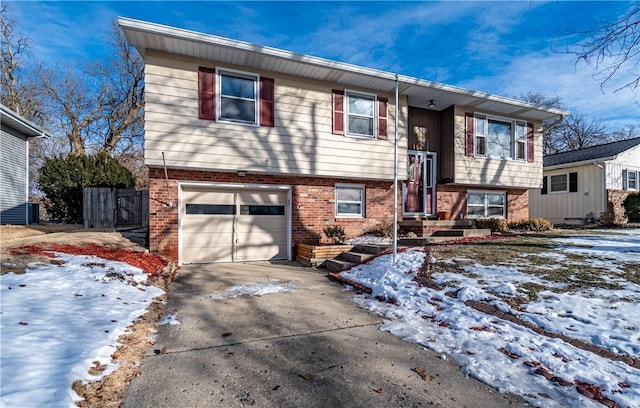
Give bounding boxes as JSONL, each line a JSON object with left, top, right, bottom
{"left": 436, "top": 184, "right": 529, "bottom": 221}
{"left": 148, "top": 168, "right": 397, "bottom": 261}
{"left": 149, "top": 167, "right": 533, "bottom": 262}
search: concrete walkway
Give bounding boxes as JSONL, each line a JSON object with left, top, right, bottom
{"left": 123, "top": 262, "right": 526, "bottom": 408}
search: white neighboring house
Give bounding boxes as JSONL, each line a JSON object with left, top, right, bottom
{"left": 530, "top": 137, "right": 640, "bottom": 225}
{"left": 0, "top": 105, "right": 50, "bottom": 225}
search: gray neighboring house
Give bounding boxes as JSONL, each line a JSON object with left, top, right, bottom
{"left": 530, "top": 137, "right": 640, "bottom": 225}
{"left": 0, "top": 105, "right": 50, "bottom": 225}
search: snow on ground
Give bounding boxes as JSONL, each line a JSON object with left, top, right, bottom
{"left": 207, "top": 280, "right": 296, "bottom": 299}
{"left": 0, "top": 253, "right": 164, "bottom": 408}
{"left": 340, "top": 230, "right": 640, "bottom": 408}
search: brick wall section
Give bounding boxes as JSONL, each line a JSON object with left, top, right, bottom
{"left": 436, "top": 185, "right": 529, "bottom": 221}
{"left": 148, "top": 168, "right": 397, "bottom": 261}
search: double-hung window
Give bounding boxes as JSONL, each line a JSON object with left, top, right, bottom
{"left": 629, "top": 170, "right": 638, "bottom": 190}
{"left": 474, "top": 114, "right": 528, "bottom": 160}
{"left": 515, "top": 121, "right": 527, "bottom": 160}
{"left": 335, "top": 184, "right": 365, "bottom": 218}
{"left": 346, "top": 92, "right": 375, "bottom": 138}
{"left": 218, "top": 69, "right": 258, "bottom": 125}
{"left": 467, "top": 191, "right": 506, "bottom": 218}
{"left": 550, "top": 174, "right": 568, "bottom": 193}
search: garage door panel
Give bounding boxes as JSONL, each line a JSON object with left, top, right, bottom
{"left": 183, "top": 189, "right": 235, "bottom": 204}
{"left": 238, "top": 191, "right": 286, "bottom": 205}
{"left": 182, "top": 215, "right": 234, "bottom": 262}
{"left": 184, "top": 246, "right": 234, "bottom": 263}
{"left": 181, "top": 187, "right": 288, "bottom": 263}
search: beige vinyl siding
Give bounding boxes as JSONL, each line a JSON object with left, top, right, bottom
{"left": 529, "top": 164, "right": 604, "bottom": 224}
{"left": 452, "top": 106, "right": 543, "bottom": 188}
{"left": 143, "top": 51, "right": 407, "bottom": 180}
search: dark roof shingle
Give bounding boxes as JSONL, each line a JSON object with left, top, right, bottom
{"left": 544, "top": 137, "right": 640, "bottom": 167}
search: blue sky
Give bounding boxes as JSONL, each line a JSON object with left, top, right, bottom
{"left": 8, "top": 1, "right": 640, "bottom": 130}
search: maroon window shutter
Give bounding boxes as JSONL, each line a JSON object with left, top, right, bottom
{"left": 465, "top": 112, "right": 474, "bottom": 156}
{"left": 198, "top": 67, "right": 216, "bottom": 120}
{"left": 526, "top": 122, "right": 535, "bottom": 163}
{"left": 377, "top": 97, "right": 388, "bottom": 140}
{"left": 332, "top": 89, "right": 345, "bottom": 135}
{"left": 259, "top": 77, "right": 275, "bottom": 127}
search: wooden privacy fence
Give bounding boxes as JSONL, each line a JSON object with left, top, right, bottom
{"left": 83, "top": 187, "right": 149, "bottom": 228}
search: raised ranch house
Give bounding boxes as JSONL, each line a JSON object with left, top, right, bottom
{"left": 119, "top": 17, "right": 568, "bottom": 264}
{"left": 1, "top": 105, "right": 50, "bottom": 225}
{"left": 530, "top": 137, "right": 640, "bottom": 225}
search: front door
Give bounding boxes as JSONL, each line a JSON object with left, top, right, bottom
{"left": 403, "top": 151, "right": 436, "bottom": 217}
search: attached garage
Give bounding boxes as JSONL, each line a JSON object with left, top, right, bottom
{"left": 180, "top": 183, "right": 291, "bottom": 263}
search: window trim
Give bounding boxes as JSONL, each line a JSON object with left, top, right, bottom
{"left": 344, "top": 90, "right": 377, "bottom": 139}
{"left": 216, "top": 67, "right": 260, "bottom": 126}
{"left": 473, "top": 113, "right": 527, "bottom": 161}
{"left": 515, "top": 121, "right": 527, "bottom": 161}
{"left": 335, "top": 183, "right": 365, "bottom": 218}
{"left": 466, "top": 190, "right": 506, "bottom": 219}
{"left": 549, "top": 173, "right": 569, "bottom": 193}
{"left": 628, "top": 170, "right": 639, "bottom": 190}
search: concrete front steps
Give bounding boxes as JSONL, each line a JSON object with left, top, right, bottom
{"left": 397, "top": 227, "right": 492, "bottom": 246}
{"left": 324, "top": 244, "right": 390, "bottom": 273}
{"left": 397, "top": 219, "right": 491, "bottom": 246}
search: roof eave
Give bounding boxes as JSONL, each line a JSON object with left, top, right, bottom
{"left": 0, "top": 104, "right": 51, "bottom": 139}
{"left": 118, "top": 17, "right": 570, "bottom": 123}
{"left": 544, "top": 157, "right": 615, "bottom": 170}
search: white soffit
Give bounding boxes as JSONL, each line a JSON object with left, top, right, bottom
{"left": 119, "top": 17, "right": 569, "bottom": 122}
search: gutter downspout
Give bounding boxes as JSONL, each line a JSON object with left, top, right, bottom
{"left": 392, "top": 75, "right": 399, "bottom": 264}
{"left": 594, "top": 162, "right": 606, "bottom": 219}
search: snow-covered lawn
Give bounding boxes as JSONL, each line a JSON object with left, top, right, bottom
{"left": 340, "top": 229, "right": 640, "bottom": 408}
{"left": 0, "top": 253, "right": 164, "bottom": 407}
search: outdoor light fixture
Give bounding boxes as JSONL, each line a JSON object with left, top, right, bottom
{"left": 427, "top": 100, "right": 436, "bottom": 110}
{"left": 237, "top": 170, "right": 247, "bottom": 177}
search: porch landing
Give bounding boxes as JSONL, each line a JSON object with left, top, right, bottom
{"left": 398, "top": 219, "right": 492, "bottom": 246}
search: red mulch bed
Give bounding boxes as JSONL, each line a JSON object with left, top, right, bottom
{"left": 11, "top": 243, "right": 168, "bottom": 277}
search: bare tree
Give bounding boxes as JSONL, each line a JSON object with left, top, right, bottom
{"left": 97, "top": 21, "right": 144, "bottom": 156}
{"left": 518, "top": 92, "right": 615, "bottom": 154}
{"left": 1, "top": 4, "right": 43, "bottom": 122}
{"left": 549, "top": 113, "right": 611, "bottom": 154}
{"left": 568, "top": 6, "right": 640, "bottom": 92}
{"left": 518, "top": 92, "right": 568, "bottom": 154}
{"left": 40, "top": 65, "right": 103, "bottom": 155}
{"left": 38, "top": 20, "right": 144, "bottom": 159}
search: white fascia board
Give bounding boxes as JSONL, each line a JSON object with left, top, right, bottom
{"left": 118, "top": 17, "right": 569, "bottom": 121}
{"left": 0, "top": 104, "right": 51, "bottom": 139}
{"left": 544, "top": 157, "right": 615, "bottom": 171}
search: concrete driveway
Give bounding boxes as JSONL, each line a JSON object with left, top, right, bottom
{"left": 123, "top": 262, "right": 525, "bottom": 408}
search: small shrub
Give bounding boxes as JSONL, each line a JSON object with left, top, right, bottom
{"left": 475, "top": 218, "right": 508, "bottom": 233}
{"left": 623, "top": 194, "right": 640, "bottom": 223}
{"left": 323, "top": 225, "right": 346, "bottom": 244}
{"left": 508, "top": 218, "right": 554, "bottom": 232}
{"left": 369, "top": 223, "right": 394, "bottom": 238}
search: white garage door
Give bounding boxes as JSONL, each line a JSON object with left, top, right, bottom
{"left": 182, "top": 187, "right": 288, "bottom": 263}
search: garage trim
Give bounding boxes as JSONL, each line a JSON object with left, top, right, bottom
{"left": 178, "top": 181, "right": 292, "bottom": 265}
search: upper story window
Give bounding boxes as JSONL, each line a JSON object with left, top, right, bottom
{"left": 467, "top": 113, "right": 531, "bottom": 162}
{"left": 332, "top": 90, "right": 388, "bottom": 140}
{"left": 198, "top": 66, "right": 275, "bottom": 127}
{"left": 346, "top": 92, "right": 375, "bottom": 137}
{"left": 219, "top": 70, "right": 258, "bottom": 124}
{"left": 515, "top": 122, "right": 527, "bottom": 160}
